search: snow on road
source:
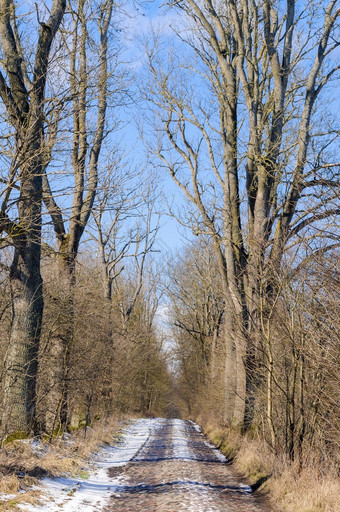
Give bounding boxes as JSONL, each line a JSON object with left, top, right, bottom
{"left": 14, "top": 418, "right": 269, "bottom": 512}
{"left": 171, "top": 419, "right": 193, "bottom": 460}
{"left": 171, "top": 419, "right": 218, "bottom": 512}
{"left": 18, "top": 418, "right": 160, "bottom": 512}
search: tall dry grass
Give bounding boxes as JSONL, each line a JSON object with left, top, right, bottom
{"left": 203, "top": 425, "right": 340, "bottom": 512}
{"left": 269, "top": 466, "right": 340, "bottom": 512}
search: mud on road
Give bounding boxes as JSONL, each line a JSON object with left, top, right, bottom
{"left": 104, "top": 418, "right": 272, "bottom": 512}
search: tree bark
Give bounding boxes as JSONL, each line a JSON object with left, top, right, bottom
{"left": 0, "top": 0, "right": 66, "bottom": 438}
{"left": 1, "top": 194, "right": 43, "bottom": 435}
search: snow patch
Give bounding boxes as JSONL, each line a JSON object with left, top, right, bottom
{"left": 0, "top": 493, "right": 17, "bottom": 501}
{"left": 15, "top": 418, "right": 156, "bottom": 512}
{"left": 188, "top": 420, "right": 227, "bottom": 463}
{"left": 172, "top": 419, "right": 194, "bottom": 460}
{"left": 239, "top": 483, "right": 252, "bottom": 494}
{"left": 95, "top": 418, "right": 155, "bottom": 468}
{"left": 203, "top": 440, "right": 227, "bottom": 462}
{"left": 189, "top": 420, "right": 202, "bottom": 434}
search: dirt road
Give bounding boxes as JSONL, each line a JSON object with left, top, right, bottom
{"left": 103, "top": 418, "right": 271, "bottom": 512}
{"left": 18, "top": 418, "right": 272, "bottom": 512}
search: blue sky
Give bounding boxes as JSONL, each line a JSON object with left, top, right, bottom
{"left": 114, "top": 1, "right": 189, "bottom": 253}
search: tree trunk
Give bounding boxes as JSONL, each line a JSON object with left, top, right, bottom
{"left": 234, "top": 330, "right": 247, "bottom": 426}
{"left": 0, "top": 0, "right": 66, "bottom": 439}
{"left": 43, "top": 259, "right": 75, "bottom": 434}
{"left": 223, "top": 328, "right": 236, "bottom": 425}
{"left": 1, "top": 208, "right": 43, "bottom": 437}
{"left": 40, "top": 0, "right": 113, "bottom": 431}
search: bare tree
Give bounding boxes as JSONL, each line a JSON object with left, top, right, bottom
{"left": 167, "top": 239, "right": 225, "bottom": 418}
{"left": 93, "top": 170, "right": 161, "bottom": 324}
{"left": 92, "top": 161, "right": 144, "bottom": 302}
{"left": 257, "top": 247, "right": 340, "bottom": 461}
{"left": 39, "top": 0, "right": 115, "bottom": 432}
{"left": 0, "top": 0, "right": 66, "bottom": 439}
{"left": 144, "top": 0, "right": 340, "bottom": 427}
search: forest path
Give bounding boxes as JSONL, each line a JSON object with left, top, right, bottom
{"left": 18, "top": 418, "right": 272, "bottom": 512}
{"left": 103, "top": 418, "right": 271, "bottom": 512}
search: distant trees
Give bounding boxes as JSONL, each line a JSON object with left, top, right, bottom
{"left": 167, "top": 239, "right": 225, "bottom": 418}
{"left": 144, "top": 0, "right": 340, "bottom": 428}
{"left": 36, "top": 249, "right": 171, "bottom": 434}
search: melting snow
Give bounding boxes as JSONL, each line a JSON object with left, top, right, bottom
{"left": 172, "top": 419, "right": 194, "bottom": 460}
{"left": 15, "top": 418, "right": 157, "bottom": 512}
{"left": 6, "top": 418, "right": 252, "bottom": 512}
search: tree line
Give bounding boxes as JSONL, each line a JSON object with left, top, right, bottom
{"left": 0, "top": 0, "right": 339, "bottom": 478}
{"left": 0, "top": 0, "right": 171, "bottom": 442}
{"left": 151, "top": 0, "right": 339, "bottom": 469}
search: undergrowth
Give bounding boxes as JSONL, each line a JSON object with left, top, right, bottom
{"left": 202, "top": 422, "right": 340, "bottom": 512}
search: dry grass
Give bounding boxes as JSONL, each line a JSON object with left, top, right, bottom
{"left": 0, "top": 437, "right": 73, "bottom": 481}
{"left": 0, "top": 474, "right": 20, "bottom": 494}
{"left": 235, "top": 439, "right": 274, "bottom": 482}
{"left": 0, "top": 415, "right": 128, "bottom": 511}
{"left": 269, "top": 467, "right": 340, "bottom": 512}
{"left": 204, "top": 424, "right": 340, "bottom": 512}
{"left": 0, "top": 490, "right": 42, "bottom": 512}
{"left": 203, "top": 425, "right": 242, "bottom": 460}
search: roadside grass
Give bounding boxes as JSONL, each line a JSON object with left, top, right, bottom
{"left": 0, "top": 474, "right": 20, "bottom": 494}
{"left": 203, "top": 424, "right": 340, "bottom": 512}
{"left": 269, "top": 466, "right": 340, "bottom": 512}
{"left": 0, "top": 415, "right": 129, "bottom": 511}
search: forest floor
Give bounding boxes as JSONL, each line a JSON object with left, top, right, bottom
{"left": 1, "top": 418, "right": 274, "bottom": 512}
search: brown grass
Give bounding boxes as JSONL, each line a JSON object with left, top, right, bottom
{"left": 269, "top": 467, "right": 340, "bottom": 512}
{"left": 203, "top": 424, "right": 340, "bottom": 512}
{"left": 0, "top": 474, "right": 20, "bottom": 494}
{"left": 0, "top": 490, "right": 42, "bottom": 511}
{"left": 0, "top": 415, "right": 129, "bottom": 511}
